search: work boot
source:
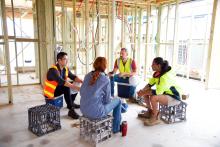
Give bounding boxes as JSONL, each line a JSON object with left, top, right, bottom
{"left": 68, "top": 109, "right": 80, "bottom": 119}
{"left": 144, "top": 111, "right": 161, "bottom": 126}
{"left": 129, "top": 97, "right": 137, "bottom": 103}
{"left": 138, "top": 109, "right": 152, "bottom": 119}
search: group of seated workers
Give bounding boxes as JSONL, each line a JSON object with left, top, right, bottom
{"left": 44, "top": 48, "right": 182, "bottom": 128}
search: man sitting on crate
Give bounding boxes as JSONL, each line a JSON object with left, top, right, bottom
{"left": 108, "top": 48, "right": 138, "bottom": 101}
{"left": 44, "top": 52, "right": 83, "bottom": 119}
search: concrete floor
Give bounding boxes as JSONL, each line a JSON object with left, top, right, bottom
{"left": 0, "top": 79, "right": 220, "bottom": 147}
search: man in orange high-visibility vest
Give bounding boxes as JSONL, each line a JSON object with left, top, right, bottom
{"left": 44, "top": 52, "right": 83, "bottom": 119}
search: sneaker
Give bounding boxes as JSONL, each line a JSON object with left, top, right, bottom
{"left": 73, "top": 103, "right": 80, "bottom": 109}
{"left": 68, "top": 109, "right": 79, "bottom": 119}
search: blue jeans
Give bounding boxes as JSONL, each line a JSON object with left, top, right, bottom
{"left": 105, "top": 98, "right": 122, "bottom": 133}
{"left": 110, "top": 74, "right": 136, "bottom": 98}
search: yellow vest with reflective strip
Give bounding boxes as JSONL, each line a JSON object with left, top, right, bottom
{"left": 148, "top": 70, "right": 181, "bottom": 96}
{"left": 44, "top": 65, "right": 68, "bottom": 99}
{"left": 118, "top": 58, "right": 132, "bottom": 73}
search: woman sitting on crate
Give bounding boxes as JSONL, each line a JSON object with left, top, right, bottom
{"left": 137, "top": 57, "right": 181, "bottom": 126}
{"left": 80, "top": 57, "right": 122, "bottom": 133}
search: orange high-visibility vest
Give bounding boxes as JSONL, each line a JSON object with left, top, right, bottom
{"left": 44, "top": 65, "right": 68, "bottom": 99}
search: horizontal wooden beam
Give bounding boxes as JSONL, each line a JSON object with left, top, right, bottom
{"left": 0, "top": 36, "right": 38, "bottom": 42}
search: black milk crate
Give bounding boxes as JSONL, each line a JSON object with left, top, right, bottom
{"left": 80, "top": 115, "right": 113, "bottom": 144}
{"left": 159, "top": 101, "right": 187, "bottom": 124}
{"left": 28, "top": 104, "right": 61, "bottom": 136}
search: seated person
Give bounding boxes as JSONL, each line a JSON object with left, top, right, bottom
{"left": 109, "top": 48, "right": 138, "bottom": 98}
{"left": 80, "top": 57, "right": 122, "bottom": 133}
{"left": 137, "top": 57, "right": 181, "bottom": 126}
{"left": 44, "top": 52, "right": 83, "bottom": 119}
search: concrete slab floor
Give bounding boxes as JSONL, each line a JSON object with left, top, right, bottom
{"left": 0, "top": 80, "right": 220, "bottom": 147}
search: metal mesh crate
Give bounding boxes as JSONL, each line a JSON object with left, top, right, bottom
{"left": 159, "top": 101, "right": 187, "bottom": 124}
{"left": 28, "top": 104, "right": 61, "bottom": 136}
{"left": 80, "top": 115, "right": 113, "bottom": 144}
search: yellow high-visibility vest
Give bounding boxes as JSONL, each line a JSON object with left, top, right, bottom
{"left": 148, "top": 69, "right": 181, "bottom": 97}
{"left": 117, "top": 58, "right": 132, "bottom": 73}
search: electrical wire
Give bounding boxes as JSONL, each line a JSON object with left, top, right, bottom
{"left": 116, "top": 1, "right": 134, "bottom": 52}
{"left": 75, "top": 0, "right": 98, "bottom": 65}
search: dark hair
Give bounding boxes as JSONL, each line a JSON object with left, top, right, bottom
{"left": 89, "top": 57, "right": 107, "bottom": 85}
{"left": 153, "top": 57, "right": 171, "bottom": 76}
{"left": 121, "top": 48, "right": 128, "bottom": 52}
{"left": 57, "top": 52, "right": 67, "bottom": 61}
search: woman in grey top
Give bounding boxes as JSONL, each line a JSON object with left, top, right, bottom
{"left": 80, "top": 57, "right": 122, "bottom": 133}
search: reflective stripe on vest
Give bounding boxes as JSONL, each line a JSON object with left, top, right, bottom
{"left": 118, "top": 58, "right": 132, "bottom": 73}
{"left": 65, "top": 67, "right": 68, "bottom": 79}
{"left": 44, "top": 65, "right": 68, "bottom": 99}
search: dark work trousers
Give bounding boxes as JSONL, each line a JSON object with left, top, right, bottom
{"left": 54, "top": 86, "right": 78, "bottom": 109}
{"left": 71, "top": 93, "right": 78, "bottom": 104}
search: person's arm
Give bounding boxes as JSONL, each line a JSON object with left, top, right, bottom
{"left": 108, "top": 59, "right": 118, "bottom": 76}
{"left": 113, "top": 59, "right": 119, "bottom": 74}
{"left": 65, "top": 69, "right": 81, "bottom": 91}
{"left": 68, "top": 69, "right": 76, "bottom": 81}
{"left": 47, "top": 68, "right": 80, "bottom": 91}
{"left": 64, "top": 81, "right": 80, "bottom": 91}
{"left": 68, "top": 69, "right": 83, "bottom": 83}
{"left": 75, "top": 76, "right": 83, "bottom": 83}
{"left": 137, "top": 78, "right": 155, "bottom": 97}
{"left": 103, "top": 80, "right": 111, "bottom": 104}
{"left": 47, "top": 68, "right": 65, "bottom": 86}
{"left": 130, "top": 59, "right": 137, "bottom": 76}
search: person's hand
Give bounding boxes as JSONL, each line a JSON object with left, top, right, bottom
{"left": 128, "top": 74, "right": 133, "bottom": 77}
{"left": 137, "top": 88, "right": 152, "bottom": 97}
{"left": 79, "top": 79, "right": 83, "bottom": 83}
{"left": 70, "top": 84, "right": 80, "bottom": 91}
{"left": 122, "top": 72, "right": 133, "bottom": 77}
{"left": 119, "top": 73, "right": 127, "bottom": 77}
{"left": 145, "top": 89, "right": 152, "bottom": 96}
{"left": 143, "top": 86, "right": 151, "bottom": 91}
{"left": 137, "top": 90, "right": 145, "bottom": 97}
{"left": 75, "top": 86, "right": 80, "bottom": 91}
{"left": 108, "top": 71, "right": 114, "bottom": 77}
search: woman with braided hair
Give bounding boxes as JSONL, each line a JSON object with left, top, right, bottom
{"left": 80, "top": 57, "right": 122, "bottom": 133}
{"left": 137, "top": 57, "right": 181, "bottom": 126}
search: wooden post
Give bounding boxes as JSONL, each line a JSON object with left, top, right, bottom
{"left": 85, "top": 0, "right": 89, "bottom": 73}
{"left": 205, "top": 0, "right": 218, "bottom": 89}
{"left": 1, "top": 0, "right": 13, "bottom": 103}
